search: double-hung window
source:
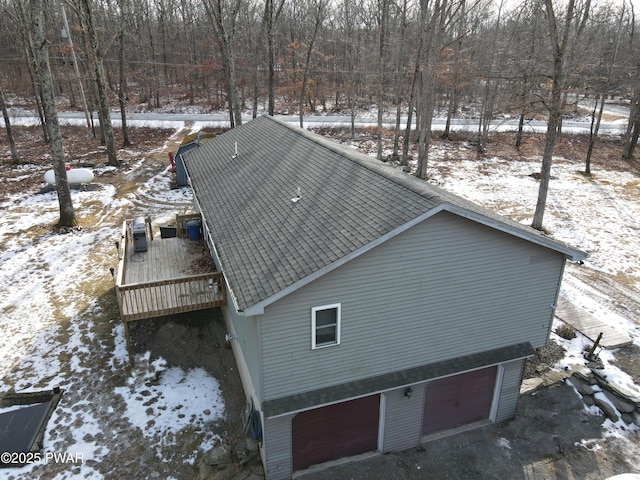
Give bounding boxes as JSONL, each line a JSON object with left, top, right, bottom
{"left": 311, "top": 303, "right": 341, "bottom": 349}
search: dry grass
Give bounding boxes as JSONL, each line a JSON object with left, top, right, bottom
{"left": 1, "top": 126, "right": 178, "bottom": 196}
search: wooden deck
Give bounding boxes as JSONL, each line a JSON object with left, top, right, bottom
{"left": 115, "top": 216, "right": 225, "bottom": 323}
{"left": 555, "top": 297, "right": 632, "bottom": 349}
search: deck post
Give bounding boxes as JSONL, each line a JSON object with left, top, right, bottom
{"left": 123, "top": 320, "right": 134, "bottom": 366}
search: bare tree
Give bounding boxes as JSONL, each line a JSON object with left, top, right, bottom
{"left": 585, "top": 5, "right": 625, "bottom": 174}
{"left": 13, "top": 10, "right": 49, "bottom": 144}
{"left": 60, "top": 1, "right": 91, "bottom": 130}
{"left": 204, "top": 0, "right": 244, "bottom": 128}
{"left": 476, "top": 0, "right": 504, "bottom": 154}
{"left": 622, "top": 3, "right": 639, "bottom": 159}
{"left": 338, "top": 0, "right": 362, "bottom": 140}
{"left": 441, "top": 0, "right": 468, "bottom": 140}
{"left": 263, "top": 0, "right": 287, "bottom": 116}
{"left": 376, "top": 0, "right": 389, "bottom": 160}
{"left": 624, "top": 79, "right": 640, "bottom": 159}
{"left": 77, "top": 0, "right": 119, "bottom": 166}
{"left": 117, "top": 0, "right": 131, "bottom": 147}
{"left": 0, "top": 83, "right": 20, "bottom": 164}
{"left": 531, "top": 0, "right": 590, "bottom": 231}
{"left": 416, "top": 0, "right": 449, "bottom": 179}
{"left": 498, "top": 1, "right": 547, "bottom": 151}
{"left": 19, "top": 0, "right": 76, "bottom": 226}
{"left": 298, "top": 0, "right": 327, "bottom": 128}
{"left": 390, "top": 0, "right": 411, "bottom": 162}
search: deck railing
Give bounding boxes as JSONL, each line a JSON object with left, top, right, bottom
{"left": 116, "top": 272, "right": 225, "bottom": 322}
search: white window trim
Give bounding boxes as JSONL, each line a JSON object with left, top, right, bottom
{"left": 311, "top": 303, "right": 341, "bottom": 349}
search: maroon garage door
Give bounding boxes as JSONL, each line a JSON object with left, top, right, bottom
{"left": 292, "top": 395, "right": 380, "bottom": 471}
{"left": 422, "top": 366, "right": 497, "bottom": 435}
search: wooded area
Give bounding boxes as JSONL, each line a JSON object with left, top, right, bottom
{"left": 1, "top": 0, "right": 639, "bottom": 228}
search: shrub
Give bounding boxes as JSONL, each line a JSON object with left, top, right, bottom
{"left": 555, "top": 323, "right": 577, "bottom": 340}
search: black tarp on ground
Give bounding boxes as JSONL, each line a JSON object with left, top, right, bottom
{"left": 0, "top": 400, "right": 52, "bottom": 455}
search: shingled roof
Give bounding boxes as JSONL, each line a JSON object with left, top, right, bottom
{"left": 183, "top": 115, "right": 586, "bottom": 314}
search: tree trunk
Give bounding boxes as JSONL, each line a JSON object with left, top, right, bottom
{"left": 392, "top": 102, "right": 402, "bottom": 161}
{"left": 532, "top": 0, "right": 590, "bottom": 230}
{"left": 145, "top": 7, "right": 161, "bottom": 108}
{"left": 515, "top": 111, "right": 525, "bottom": 150}
{"left": 79, "top": 0, "right": 119, "bottom": 166}
{"left": 60, "top": 1, "right": 91, "bottom": 130}
{"left": 227, "top": 45, "right": 243, "bottom": 127}
{"left": 299, "top": 1, "right": 324, "bottom": 128}
{"left": 477, "top": 1, "right": 503, "bottom": 154}
{"left": 377, "top": 0, "right": 389, "bottom": 160}
{"left": 0, "top": 84, "right": 20, "bottom": 164}
{"left": 253, "top": 63, "right": 259, "bottom": 119}
{"left": 25, "top": 0, "right": 76, "bottom": 226}
{"left": 118, "top": 0, "right": 131, "bottom": 147}
{"left": 585, "top": 95, "right": 602, "bottom": 174}
{"left": 515, "top": 74, "right": 530, "bottom": 150}
{"left": 401, "top": 60, "right": 420, "bottom": 167}
{"left": 623, "top": 72, "right": 640, "bottom": 159}
{"left": 264, "top": 0, "right": 286, "bottom": 116}
{"left": 416, "top": 0, "right": 445, "bottom": 180}
{"left": 623, "top": 87, "right": 640, "bottom": 159}
{"left": 205, "top": 0, "right": 243, "bottom": 128}
{"left": 18, "top": 33, "right": 49, "bottom": 144}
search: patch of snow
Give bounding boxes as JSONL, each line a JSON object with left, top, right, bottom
{"left": 114, "top": 354, "right": 224, "bottom": 448}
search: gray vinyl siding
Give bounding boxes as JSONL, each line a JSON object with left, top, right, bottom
{"left": 263, "top": 415, "right": 293, "bottom": 480}
{"left": 495, "top": 359, "right": 525, "bottom": 423}
{"left": 382, "top": 387, "right": 426, "bottom": 452}
{"left": 223, "top": 296, "right": 263, "bottom": 402}
{"left": 259, "top": 211, "right": 564, "bottom": 400}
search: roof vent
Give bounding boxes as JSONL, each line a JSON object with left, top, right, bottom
{"left": 291, "top": 186, "right": 301, "bottom": 203}
{"left": 232, "top": 142, "right": 238, "bottom": 159}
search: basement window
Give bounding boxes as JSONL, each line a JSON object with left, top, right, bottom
{"left": 311, "top": 304, "right": 341, "bottom": 349}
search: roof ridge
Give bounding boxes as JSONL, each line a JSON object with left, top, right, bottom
{"left": 265, "top": 115, "right": 445, "bottom": 202}
{"left": 263, "top": 116, "right": 586, "bottom": 262}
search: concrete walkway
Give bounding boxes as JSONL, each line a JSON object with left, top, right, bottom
{"left": 555, "top": 297, "right": 633, "bottom": 349}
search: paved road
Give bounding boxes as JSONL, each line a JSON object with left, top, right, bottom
{"left": 4, "top": 108, "right": 630, "bottom": 135}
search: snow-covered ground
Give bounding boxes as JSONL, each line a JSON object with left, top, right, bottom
{"left": 0, "top": 125, "right": 223, "bottom": 479}
{"left": 1, "top": 120, "right": 639, "bottom": 477}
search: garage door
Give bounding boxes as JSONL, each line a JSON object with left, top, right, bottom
{"left": 292, "top": 395, "right": 380, "bottom": 471}
{"left": 422, "top": 366, "right": 497, "bottom": 435}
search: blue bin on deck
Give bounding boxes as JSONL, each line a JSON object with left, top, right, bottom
{"left": 186, "top": 220, "right": 201, "bottom": 241}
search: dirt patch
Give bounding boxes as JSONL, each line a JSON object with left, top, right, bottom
{"left": 610, "top": 344, "right": 640, "bottom": 386}
{"left": 1, "top": 126, "right": 179, "bottom": 196}
{"left": 523, "top": 341, "right": 567, "bottom": 379}
{"left": 128, "top": 310, "right": 250, "bottom": 461}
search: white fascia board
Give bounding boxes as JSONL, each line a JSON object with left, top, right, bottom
{"left": 204, "top": 227, "right": 244, "bottom": 314}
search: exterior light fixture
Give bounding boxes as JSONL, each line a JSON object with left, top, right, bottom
{"left": 405, "top": 387, "right": 413, "bottom": 398}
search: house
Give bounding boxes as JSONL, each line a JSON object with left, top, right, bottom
{"left": 173, "top": 131, "right": 216, "bottom": 186}
{"left": 181, "top": 115, "right": 587, "bottom": 479}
